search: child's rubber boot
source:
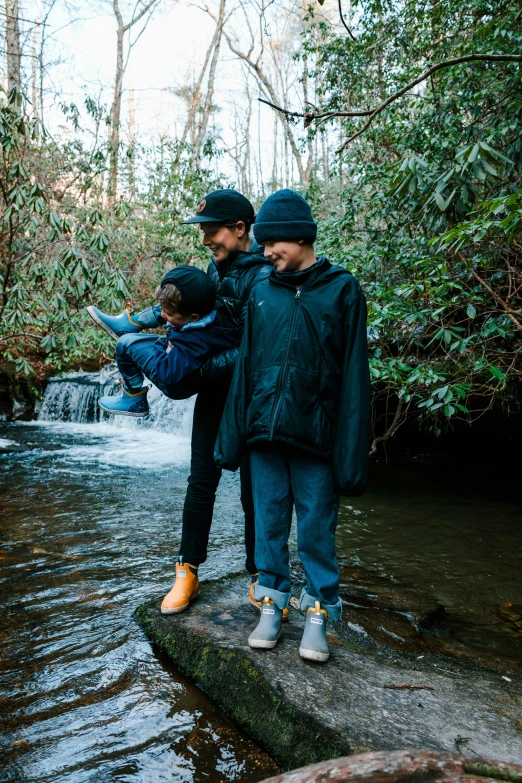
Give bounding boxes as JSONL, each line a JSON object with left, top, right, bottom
{"left": 161, "top": 560, "right": 200, "bottom": 615}
{"left": 87, "top": 306, "right": 142, "bottom": 340}
{"left": 248, "top": 596, "right": 283, "bottom": 649}
{"left": 98, "top": 385, "right": 149, "bottom": 417}
{"left": 249, "top": 574, "right": 289, "bottom": 622}
{"left": 299, "top": 601, "right": 329, "bottom": 663}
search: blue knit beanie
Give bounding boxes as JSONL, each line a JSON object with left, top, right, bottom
{"left": 254, "top": 189, "right": 317, "bottom": 244}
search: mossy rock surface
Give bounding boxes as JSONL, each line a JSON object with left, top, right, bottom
{"left": 135, "top": 575, "right": 522, "bottom": 771}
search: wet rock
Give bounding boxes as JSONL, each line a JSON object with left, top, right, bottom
{"left": 136, "top": 575, "right": 522, "bottom": 772}
{"left": 290, "top": 563, "right": 522, "bottom": 675}
{"left": 258, "top": 749, "right": 522, "bottom": 783}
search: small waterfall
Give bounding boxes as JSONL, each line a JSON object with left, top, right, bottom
{"left": 38, "top": 365, "right": 195, "bottom": 436}
{"left": 38, "top": 367, "right": 119, "bottom": 423}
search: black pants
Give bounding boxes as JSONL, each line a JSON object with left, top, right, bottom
{"left": 178, "top": 386, "right": 256, "bottom": 573}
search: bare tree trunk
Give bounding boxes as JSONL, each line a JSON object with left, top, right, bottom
{"left": 301, "top": 53, "right": 314, "bottom": 189}
{"left": 241, "top": 119, "right": 250, "bottom": 194}
{"left": 214, "top": 7, "right": 307, "bottom": 187}
{"left": 257, "top": 98, "right": 263, "bottom": 194}
{"left": 109, "top": 0, "right": 125, "bottom": 201}
{"left": 128, "top": 84, "right": 136, "bottom": 199}
{"left": 321, "top": 130, "right": 329, "bottom": 181}
{"left": 31, "top": 9, "right": 40, "bottom": 116}
{"left": 284, "top": 127, "right": 289, "bottom": 187}
{"left": 179, "top": 6, "right": 223, "bottom": 150}
{"left": 109, "top": 0, "right": 159, "bottom": 203}
{"left": 38, "top": 8, "right": 45, "bottom": 121}
{"left": 272, "top": 114, "right": 278, "bottom": 186}
{"left": 194, "top": 0, "right": 225, "bottom": 157}
{"left": 5, "top": 0, "right": 21, "bottom": 92}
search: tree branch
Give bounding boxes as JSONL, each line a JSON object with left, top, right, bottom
{"left": 123, "top": 0, "right": 159, "bottom": 33}
{"left": 463, "top": 257, "right": 522, "bottom": 333}
{"left": 258, "top": 54, "right": 522, "bottom": 152}
{"left": 370, "top": 400, "right": 408, "bottom": 456}
{"left": 338, "top": 0, "right": 356, "bottom": 42}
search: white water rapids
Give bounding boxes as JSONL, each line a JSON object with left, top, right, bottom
{"left": 35, "top": 366, "right": 195, "bottom": 469}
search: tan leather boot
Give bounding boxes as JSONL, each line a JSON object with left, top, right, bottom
{"left": 248, "top": 574, "right": 289, "bottom": 622}
{"left": 161, "top": 561, "right": 199, "bottom": 615}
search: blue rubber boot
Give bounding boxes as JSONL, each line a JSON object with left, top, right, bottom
{"left": 87, "top": 306, "right": 143, "bottom": 340}
{"left": 98, "top": 385, "right": 149, "bottom": 417}
{"left": 248, "top": 597, "right": 283, "bottom": 649}
{"left": 299, "top": 601, "right": 329, "bottom": 663}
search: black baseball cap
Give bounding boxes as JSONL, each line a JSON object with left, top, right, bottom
{"left": 160, "top": 266, "right": 221, "bottom": 316}
{"left": 182, "top": 189, "right": 256, "bottom": 225}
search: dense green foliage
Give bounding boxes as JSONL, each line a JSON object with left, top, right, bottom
{"left": 307, "top": 0, "right": 522, "bottom": 446}
{"left": 0, "top": 87, "right": 219, "bottom": 382}
{"left": 2, "top": 0, "right": 522, "bottom": 448}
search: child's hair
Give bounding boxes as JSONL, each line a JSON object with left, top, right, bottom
{"left": 155, "top": 282, "right": 190, "bottom": 315}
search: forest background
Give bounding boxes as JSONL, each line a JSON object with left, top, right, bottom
{"left": 0, "top": 0, "right": 521, "bottom": 453}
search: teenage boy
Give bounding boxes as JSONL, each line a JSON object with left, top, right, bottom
{"left": 97, "top": 266, "right": 239, "bottom": 416}
{"left": 87, "top": 190, "right": 273, "bottom": 614}
{"left": 215, "top": 189, "right": 371, "bottom": 663}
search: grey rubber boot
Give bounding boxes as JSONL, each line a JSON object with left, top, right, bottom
{"left": 299, "top": 601, "right": 329, "bottom": 662}
{"left": 248, "top": 596, "right": 283, "bottom": 649}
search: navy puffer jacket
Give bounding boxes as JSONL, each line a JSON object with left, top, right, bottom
{"left": 203, "top": 241, "right": 272, "bottom": 378}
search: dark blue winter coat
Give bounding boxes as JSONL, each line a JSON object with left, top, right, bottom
{"left": 214, "top": 261, "right": 371, "bottom": 495}
{"left": 153, "top": 310, "right": 239, "bottom": 399}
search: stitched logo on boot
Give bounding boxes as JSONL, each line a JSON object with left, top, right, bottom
{"left": 311, "top": 617, "right": 323, "bottom": 624}
{"left": 178, "top": 570, "right": 186, "bottom": 577}
{"left": 262, "top": 608, "right": 275, "bottom": 615}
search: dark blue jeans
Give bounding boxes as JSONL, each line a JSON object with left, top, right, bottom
{"left": 250, "top": 448, "right": 342, "bottom": 620}
{"left": 115, "top": 333, "right": 169, "bottom": 395}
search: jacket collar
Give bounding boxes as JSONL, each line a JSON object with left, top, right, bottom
{"left": 269, "top": 257, "right": 332, "bottom": 290}
{"left": 212, "top": 241, "right": 269, "bottom": 276}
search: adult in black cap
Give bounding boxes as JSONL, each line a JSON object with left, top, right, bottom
{"left": 87, "top": 189, "right": 272, "bottom": 614}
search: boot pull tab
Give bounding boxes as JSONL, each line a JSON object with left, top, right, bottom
{"left": 315, "top": 601, "right": 321, "bottom": 614}
{"left": 262, "top": 596, "right": 275, "bottom": 615}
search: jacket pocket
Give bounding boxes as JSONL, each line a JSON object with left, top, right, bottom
{"left": 276, "top": 366, "right": 334, "bottom": 452}
{"left": 246, "top": 365, "right": 281, "bottom": 438}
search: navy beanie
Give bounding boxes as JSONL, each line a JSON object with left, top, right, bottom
{"left": 254, "top": 189, "right": 317, "bottom": 244}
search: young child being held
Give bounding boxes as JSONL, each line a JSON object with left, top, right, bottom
{"left": 97, "top": 266, "right": 239, "bottom": 418}
{"left": 215, "top": 189, "right": 371, "bottom": 663}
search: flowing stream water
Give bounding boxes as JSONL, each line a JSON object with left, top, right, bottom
{"left": 1, "top": 373, "right": 280, "bottom": 783}
{"left": 1, "top": 371, "right": 521, "bottom": 782}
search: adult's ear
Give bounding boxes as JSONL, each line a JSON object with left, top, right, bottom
{"left": 236, "top": 220, "right": 246, "bottom": 238}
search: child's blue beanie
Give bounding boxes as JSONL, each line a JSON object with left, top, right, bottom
{"left": 254, "top": 189, "right": 317, "bottom": 244}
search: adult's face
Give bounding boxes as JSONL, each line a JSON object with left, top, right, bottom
{"left": 200, "top": 221, "right": 247, "bottom": 263}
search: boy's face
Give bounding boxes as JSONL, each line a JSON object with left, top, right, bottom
{"left": 161, "top": 304, "right": 199, "bottom": 331}
{"left": 262, "top": 240, "right": 310, "bottom": 273}
{"left": 200, "top": 221, "right": 247, "bottom": 263}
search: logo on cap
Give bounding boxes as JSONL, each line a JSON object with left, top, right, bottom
{"left": 197, "top": 199, "right": 207, "bottom": 213}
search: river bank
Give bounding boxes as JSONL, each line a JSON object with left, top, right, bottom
{"left": 136, "top": 576, "right": 522, "bottom": 773}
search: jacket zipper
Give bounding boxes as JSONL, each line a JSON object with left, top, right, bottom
{"left": 269, "top": 288, "right": 301, "bottom": 440}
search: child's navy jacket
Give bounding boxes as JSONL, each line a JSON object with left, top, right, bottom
{"left": 215, "top": 260, "right": 371, "bottom": 496}
{"left": 153, "top": 309, "right": 239, "bottom": 399}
